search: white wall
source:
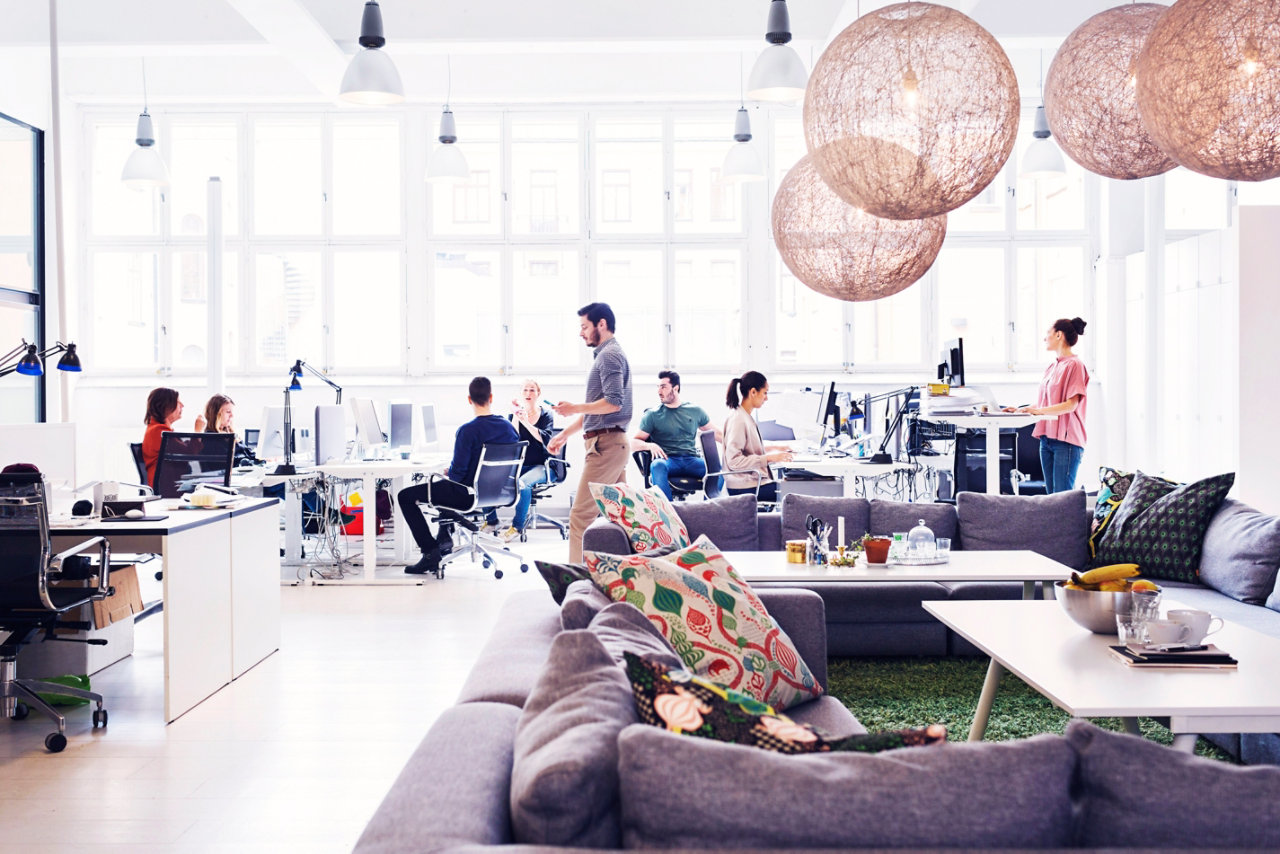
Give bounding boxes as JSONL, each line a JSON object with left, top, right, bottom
{"left": 1235, "top": 206, "right": 1280, "bottom": 514}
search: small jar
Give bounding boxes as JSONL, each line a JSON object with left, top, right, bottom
{"left": 906, "top": 519, "right": 936, "bottom": 558}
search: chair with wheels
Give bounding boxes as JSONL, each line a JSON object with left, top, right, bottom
{"left": 422, "top": 442, "right": 528, "bottom": 580}
{"left": 153, "top": 432, "right": 236, "bottom": 499}
{"left": 631, "top": 450, "right": 702, "bottom": 501}
{"left": 1010, "top": 424, "right": 1048, "bottom": 496}
{"left": 129, "top": 443, "right": 148, "bottom": 485}
{"left": 697, "top": 430, "right": 760, "bottom": 502}
{"left": 522, "top": 435, "right": 570, "bottom": 542}
{"left": 0, "top": 471, "right": 112, "bottom": 753}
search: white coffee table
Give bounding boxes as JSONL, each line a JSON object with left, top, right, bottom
{"left": 725, "top": 549, "right": 1069, "bottom": 600}
{"left": 924, "top": 599, "right": 1280, "bottom": 752}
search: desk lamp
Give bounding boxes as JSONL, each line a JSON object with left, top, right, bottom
{"left": 862, "top": 386, "right": 918, "bottom": 465}
{"left": 0, "top": 340, "right": 82, "bottom": 378}
{"left": 275, "top": 360, "right": 342, "bottom": 476}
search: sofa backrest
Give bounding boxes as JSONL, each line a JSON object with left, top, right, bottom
{"left": 780, "top": 495, "right": 871, "bottom": 544}
{"left": 956, "top": 490, "right": 1089, "bottom": 570}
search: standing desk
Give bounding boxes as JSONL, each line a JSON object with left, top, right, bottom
{"left": 775, "top": 457, "right": 915, "bottom": 498}
{"left": 50, "top": 498, "right": 281, "bottom": 723}
{"left": 916, "top": 404, "right": 1048, "bottom": 495}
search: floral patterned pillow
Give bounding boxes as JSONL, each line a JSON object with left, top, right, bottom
{"left": 584, "top": 535, "right": 822, "bottom": 711}
{"left": 589, "top": 482, "right": 691, "bottom": 554}
{"left": 624, "top": 652, "right": 947, "bottom": 755}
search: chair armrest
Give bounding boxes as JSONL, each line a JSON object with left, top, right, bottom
{"left": 705, "top": 468, "right": 762, "bottom": 492}
{"left": 45, "top": 536, "right": 112, "bottom": 609}
{"left": 547, "top": 457, "right": 568, "bottom": 482}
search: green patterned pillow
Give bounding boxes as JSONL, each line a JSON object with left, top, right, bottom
{"left": 1092, "top": 470, "right": 1236, "bottom": 582}
{"left": 1091, "top": 467, "right": 1135, "bottom": 558}
{"left": 589, "top": 481, "right": 691, "bottom": 553}
{"left": 624, "top": 652, "right": 947, "bottom": 755}
{"left": 533, "top": 560, "right": 593, "bottom": 605}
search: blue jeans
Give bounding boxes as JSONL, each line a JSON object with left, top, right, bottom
{"left": 649, "top": 454, "right": 706, "bottom": 499}
{"left": 1039, "top": 437, "right": 1084, "bottom": 494}
{"left": 486, "top": 465, "right": 550, "bottom": 530}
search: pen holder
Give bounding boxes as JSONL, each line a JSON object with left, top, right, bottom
{"left": 807, "top": 532, "right": 829, "bottom": 566}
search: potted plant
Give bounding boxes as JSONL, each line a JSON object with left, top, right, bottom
{"left": 863, "top": 534, "right": 892, "bottom": 564}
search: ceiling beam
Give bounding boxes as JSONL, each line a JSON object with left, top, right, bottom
{"left": 225, "top": 0, "right": 346, "bottom": 98}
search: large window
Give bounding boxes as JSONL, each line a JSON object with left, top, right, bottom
{"left": 0, "top": 111, "right": 43, "bottom": 422}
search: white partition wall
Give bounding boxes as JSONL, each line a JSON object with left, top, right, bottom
{"left": 1236, "top": 206, "right": 1280, "bottom": 514}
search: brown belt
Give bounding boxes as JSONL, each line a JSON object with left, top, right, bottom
{"left": 583, "top": 426, "right": 625, "bottom": 440}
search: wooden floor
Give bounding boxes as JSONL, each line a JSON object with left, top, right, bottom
{"left": 0, "top": 530, "right": 563, "bottom": 853}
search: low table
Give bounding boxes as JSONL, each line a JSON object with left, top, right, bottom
{"left": 924, "top": 599, "right": 1280, "bottom": 752}
{"left": 726, "top": 549, "right": 1069, "bottom": 600}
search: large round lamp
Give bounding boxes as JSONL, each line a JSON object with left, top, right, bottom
{"left": 771, "top": 154, "right": 946, "bottom": 302}
{"left": 1135, "top": 0, "right": 1280, "bottom": 181}
{"left": 803, "top": 1, "right": 1019, "bottom": 220}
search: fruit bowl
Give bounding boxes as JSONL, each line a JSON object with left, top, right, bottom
{"left": 1054, "top": 581, "right": 1133, "bottom": 634}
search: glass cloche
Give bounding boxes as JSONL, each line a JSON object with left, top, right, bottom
{"left": 906, "top": 519, "right": 936, "bottom": 557}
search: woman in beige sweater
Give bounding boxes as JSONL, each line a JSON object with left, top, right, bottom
{"left": 722, "top": 371, "right": 793, "bottom": 501}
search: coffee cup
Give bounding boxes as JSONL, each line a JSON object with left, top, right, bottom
{"left": 1144, "top": 619, "right": 1191, "bottom": 646}
{"left": 1167, "top": 609, "right": 1224, "bottom": 645}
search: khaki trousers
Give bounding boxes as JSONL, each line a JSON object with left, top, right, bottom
{"left": 568, "top": 430, "right": 629, "bottom": 562}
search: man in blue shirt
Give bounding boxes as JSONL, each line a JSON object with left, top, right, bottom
{"left": 632, "top": 370, "right": 722, "bottom": 499}
{"left": 398, "top": 376, "right": 520, "bottom": 575}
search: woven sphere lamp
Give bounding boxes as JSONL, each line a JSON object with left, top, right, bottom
{"left": 1044, "top": 3, "right": 1176, "bottom": 180}
{"left": 771, "top": 153, "right": 946, "bottom": 303}
{"left": 1135, "top": 0, "right": 1280, "bottom": 181}
{"left": 803, "top": 1, "right": 1019, "bottom": 220}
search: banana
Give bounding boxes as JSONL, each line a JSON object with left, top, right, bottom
{"left": 1079, "top": 563, "right": 1140, "bottom": 585}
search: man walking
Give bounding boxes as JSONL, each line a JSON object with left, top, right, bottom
{"left": 632, "top": 370, "right": 722, "bottom": 499}
{"left": 549, "top": 302, "right": 632, "bottom": 562}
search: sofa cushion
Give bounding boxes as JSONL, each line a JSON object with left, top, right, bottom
{"left": 1198, "top": 499, "right": 1280, "bottom": 605}
{"left": 455, "top": 591, "right": 560, "bottom": 706}
{"left": 590, "top": 481, "right": 690, "bottom": 553}
{"left": 870, "top": 499, "right": 957, "bottom": 541}
{"left": 509, "top": 630, "right": 636, "bottom": 849}
{"left": 587, "top": 601, "right": 682, "bottom": 669}
{"left": 780, "top": 495, "right": 870, "bottom": 546}
{"left": 534, "top": 560, "right": 591, "bottom": 605}
{"left": 559, "top": 579, "right": 613, "bottom": 631}
{"left": 1092, "top": 471, "right": 1236, "bottom": 582}
{"left": 957, "top": 490, "right": 1089, "bottom": 570}
{"left": 1270, "top": 578, "right": 1280, "bottom": 614}
{"left": 581, "top": 517, "right": 631, "bottom": 556}
{"left": 1090, "top": 466, "right": 1147, "bottom": 557}
{"left": 674, "top": 493, "right": 759, "bottom": 551}
{"left": 617, "top": 725, "right": 1076, "bottom": 849}
{"left": 585, "top": 535, "right": 824, "bottom": 711}
{"left": 1066, "top": 720, "right": 1280, "bottom": 849}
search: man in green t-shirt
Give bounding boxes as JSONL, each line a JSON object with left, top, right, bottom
{"left": 632, "top": 370, "right": 723, "bottom": 499}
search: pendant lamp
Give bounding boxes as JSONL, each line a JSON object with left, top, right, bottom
{"left": 121, "top": 61, "right": 169, "bottom": 191}
{"left": 747, "top": 0, "right": 808, "bottom": 103}
{"left": 1020, "top": 53, "right": 1067, "bottom": 180}
{"left": 339, "top": 1, "right": 404, "bottom": 106}
{"left": 723, "top": 57, "right": 765, "bottom": 183}
{"left": 426, "top": 57, "right": 470, "bottom": 184}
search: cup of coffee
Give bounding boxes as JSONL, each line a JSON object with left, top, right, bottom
{"left": 1144, "top": 619, "right": 1191, "bottom": 646}
{"left": 1167, "top": 609, "right": 1224, "bottom": 645}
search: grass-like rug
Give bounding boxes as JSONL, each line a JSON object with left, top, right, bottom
{"left": 826, "top": 657, "right": 1237, "bottom": 763}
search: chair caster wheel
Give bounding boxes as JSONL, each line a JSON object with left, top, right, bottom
{"left": 494, "top": 568, "right": 503, "bottom": 579}
{"left": 482, "top": 558, "right": 493, "bottom": 569}
{"left": 12, "top": 702, "right": 29, "bottom": 720}
{"left": 93, "top": 709, "right": 108, "bottom": 728}
{"left": 520, "top": 563, "right": 530, "bottom": 574}
{"left": 45, "top": 732, "right": 67, "bottom": 752}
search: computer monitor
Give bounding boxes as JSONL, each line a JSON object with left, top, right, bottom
{"left": 243, "top": 428, "right": 260, "bottom": 450}
{"left": 314, "top": 404, "right": 346, "bottom": 465}
{"left": 351, "top": 398, "right": 385, "bottom": 450}
{"left": 389, "top": 401, "right": 413, "bottom": 451}
{"left": 420, "top": 404, "right": 438, "bottom": 446}
{"left": 814, "top": 381, "right": 838, "bottom": 440}
{"left": 939, "top": 337, "right": 965, "bottom": 387}
{"left": 257, "top": 406, "right": 292, "bottom": 460}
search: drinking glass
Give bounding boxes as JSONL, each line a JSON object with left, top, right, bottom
{"left": 935, "top": 537, "right": 952, "bottom": 556}
{"left": 1130, "top": 589, "right": 1161, "bottom": 635}
{"left": 1116, "top": 614, "right": 1146, "bottom": 645}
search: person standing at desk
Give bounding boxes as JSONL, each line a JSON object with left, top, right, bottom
{"left": 483, "top": 378, "right": 555, "bottom": 542}
{"left": 202, "top": 393, "right": 258, "bottom": 467}
{"left": 1005, "top": 317, "right": 1090, "bottom": 493}
{"left": 398, "top": 376, "right": 519, "bottom": 575}
{"left": 723, "top": 371, "right": 793, "bottom": 503}
{"left": 632, "top": 370, "right": 722, "bottom": 500}
{"left": 548, "top": 302, "right": 632, "bottom": 563}
{"left": 141, "top": 387, "right": 204, "bottom": 486}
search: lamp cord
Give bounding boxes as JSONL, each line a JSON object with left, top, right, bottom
{"left": 141, "top": 58, "right": 149, "bottom": 112}
{"left": 445, "top": 55, "right": 452, "bottom": 110}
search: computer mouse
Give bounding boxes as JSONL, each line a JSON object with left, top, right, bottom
{"left": 124, "top": 508, "right": 145, "bottom": 519}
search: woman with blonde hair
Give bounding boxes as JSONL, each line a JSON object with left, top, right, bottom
{"left": 484, "top": 378, "right": 556, "bottom": 541}
{"left": 202, "top": 393, "right": 259, "bottom": 466}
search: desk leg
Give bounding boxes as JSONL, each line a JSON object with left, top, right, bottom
{"left": 1171, "top": 733, "right": 1198, "bottom": 753}
{"left": 984, "top": 425, "right": 1000, "bottom": 495}
{"left": 1121, "top": 716, "right": 1141, "bottom": 736}
{"left": 283, "top": 489, "right": 303, "bottom": 565}
{"left": 392, "top": 474, "right": 411, "bottom": 562}
{"left": 1022, "top": 580, "right": 1034, "bottom": 600}
{"left": 163, "top": 521, "right": 233, "bottom": 723}
{"left": 968, "top": 658, "right": 1005, "bottom": 742}
{"left": 230, "top": 503, "right": 282, "bottom": 678}
{"left": 362, "top": 474, "right": 378, "bottom": 582}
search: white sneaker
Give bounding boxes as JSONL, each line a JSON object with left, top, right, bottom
{"left": 500, "top": 526, "right": 520, "bottom": 543}
{"left": 479, "top": 521, "right": 495, "bottom": 534}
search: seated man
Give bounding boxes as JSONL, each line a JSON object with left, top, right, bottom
{"left": 631, "top": 370, "right": 721, "bottom": 500}
{"left": 397, "top": 376, "right": 519, "bottom": 575}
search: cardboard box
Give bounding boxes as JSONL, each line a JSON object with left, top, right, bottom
{"left": 94, "top": 564, "right": 144, "bottom": 628}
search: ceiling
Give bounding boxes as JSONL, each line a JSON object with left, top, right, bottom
{"left": 3, "top": 0, "right": 1126, "bottom": 106}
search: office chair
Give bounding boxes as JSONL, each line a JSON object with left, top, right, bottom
{"left": 698, "top": 430, "right": 758, "bottom": 502}
{"left": 953, "top": 429, "right": 1018, "bottom": 495}
{"left": 1010, "top": 423, "right": 1048, "bottom": 496}
{"left": 0, "top": 472, "right": 111, "bottom": 753}
{"left": 129, "top": 443, "right": 148, "bottom": 484}
{"left": 422, "top": 442, "right": 528, "bottom": 580}
{"left": 522, "top": 434, "right": 569, "bottom": 542}
{"left": 631, "top": 450, "right": 702, "bottom": 501}
{"left": 153, "top": 432, "right": 236, "bottom": 499}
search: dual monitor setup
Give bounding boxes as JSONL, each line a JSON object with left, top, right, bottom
{"left": 248, "top": 400, "right": 440, "bottom": 469}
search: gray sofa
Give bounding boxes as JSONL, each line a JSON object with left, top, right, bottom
{"left": 355, "top": 578, "right": 1280, "bottom": 853}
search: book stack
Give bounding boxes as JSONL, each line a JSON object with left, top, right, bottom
{"left": 1108, "top": 644, "right": 1238, "bottom": 669}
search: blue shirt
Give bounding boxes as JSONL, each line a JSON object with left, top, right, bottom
{"left": 449, "top": 415, "right": 520, "bottom": 486}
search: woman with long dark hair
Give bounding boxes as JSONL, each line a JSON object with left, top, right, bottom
{"left": 1006, "top": 317, "right": 1090, "bottom": 493}
{"left": 141, "top": 387, "right": 203, "bottom": 485}
{"left": 722, "top": 371, "right": 792, "bottom": 502}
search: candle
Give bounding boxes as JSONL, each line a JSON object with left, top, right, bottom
{"left": 838, "top": 516, "right": 845, "bottom": 548}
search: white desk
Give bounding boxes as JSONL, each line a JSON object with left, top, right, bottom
{"left": 231, "top": 468, "right": 321, "bottom": 567}
{"left": 916, "top": 407, "right": 1047, "bottom": 494}
{"left": 50, "top": 498, "right": 281, "bottom": 723}
{"left": 773, "top": 456, "right": 914, "bottom": 498}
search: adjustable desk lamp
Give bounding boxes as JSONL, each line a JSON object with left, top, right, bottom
{"left": 274, "top": 359, "right": 343, "bottom": 476}
{"left": 0, "top": 339, "right": 82, "bottom": 378}
{"left": 861, "top": 386, "right": 918, "bottom": 465}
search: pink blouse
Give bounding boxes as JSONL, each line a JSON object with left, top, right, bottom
{"left": 1032, "top": 355, "right": 1089, "bottom": 447}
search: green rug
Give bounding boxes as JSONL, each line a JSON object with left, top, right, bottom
{"left": 826, "top": 657, "right": 1237, "bottom": 763}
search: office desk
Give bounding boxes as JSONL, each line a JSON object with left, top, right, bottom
{"left": 232, "top": 468, "right": 322, "bottom": 567}
{"left": 50, "top": 498, "right": 281, "bottom": 723}
{"left": 774, "top": 456, "right": 915, "bottom": 498}
{"left": 916, "top": 412, "right": 1046, "bottom": 494}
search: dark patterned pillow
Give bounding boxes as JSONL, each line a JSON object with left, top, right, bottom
{"left": 1092, "top": 471, "right": 1236, "bottom": 582}
{"left": 623, "top": 652, "right": 946, "bottom": 755}
{"left": 534, "top": 560, "right": 593, "bottom": 605}
{"left": 1090, "top": 467, "right": 1136, "bottom": 557}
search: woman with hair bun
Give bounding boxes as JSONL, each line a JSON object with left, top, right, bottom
{"left": 722, "top": 370, "right": 793, "bottom": 502}
{"left": 1006, "top": 317, "right": 1090, "bottom": 493}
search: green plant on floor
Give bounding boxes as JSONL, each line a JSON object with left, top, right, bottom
{"left": 826, "top": 657, "right": 1237, "bottom": 763}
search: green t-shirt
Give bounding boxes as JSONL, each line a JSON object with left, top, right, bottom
{"left": 638, "top": 403, "right": 710, "bottom": 458}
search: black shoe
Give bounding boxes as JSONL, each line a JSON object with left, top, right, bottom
{"left": 405, "top": 552, "right": 441, "bottom": 575}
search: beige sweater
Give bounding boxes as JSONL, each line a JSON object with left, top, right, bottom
{"left": 722, "top": 407, "right": 773, "bottom": 490}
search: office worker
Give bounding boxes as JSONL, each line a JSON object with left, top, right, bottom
{"left": 1005, "top": 317, "right": 1090, "bottom": 493}
{"left": 141, "top": 387, "right": 204, "bottom": 486}
{"left": 202, "top": 393, "right": 258, "bottom": 466}
{"left": 398, "top": 376, "right": 520, "bottom": 575}
{"left": 632, "top": 370, "right": 723, "bottom": 500}
{"left": 548, "top": 302, "right": 633, "bottom": 563}
{"left": 723, "top": 370, "right": 792, "bottom": 503}
{"left": 482, "top": 378, "right": 556, "bottom": 542}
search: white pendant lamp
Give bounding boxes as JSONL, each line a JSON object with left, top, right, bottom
{"left": 426, "top": 58, "right": 470, "bottom": 184}
{"left": 723, "top": 107, "right": 765, "bottom": 183}
{"left": 1020, "top": 53, "right": 1067, "bottom": 180}
{"left": 748, "top": 0, "right": 808, "bottom": 103}
{"left": 121, "top": 61, "right": 169, "bottom": 191}
{"left": 339, "top": 1, "right": 404, "bottom": 105}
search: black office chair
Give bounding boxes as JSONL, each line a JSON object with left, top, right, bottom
{"left": 698, "top": 430, "right": 757, "bottom": 502}
{"left": 1010, "top": 423, "right": 1048, "bottom": 496}
{"left": 0, "top": 472, "right": 111, "bottom": 753}
{"left": 953, "top": 429, "right": 1018, "bottom": 495}
{"left": 153, "top": 432, "right": 236, "bottom": 499}
{"left": 129, "top": 443, "right": 148, "bottom": 484}
{"left": 522, "top": 434, "right": 570, "bottom": 542}
{"left": 424, "top": 442, "right": 528, "bottom": 580}
{"left": 631, "top": 450, "right": 702, "bottom": 501}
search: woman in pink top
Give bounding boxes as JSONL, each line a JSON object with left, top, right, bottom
{"left": 1006, "top": 317, "right": 1089, "bottom": 493}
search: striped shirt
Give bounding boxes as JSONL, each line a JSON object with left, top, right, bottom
{"left": 583, "top": 336, "right": 632, "bottom": 432}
